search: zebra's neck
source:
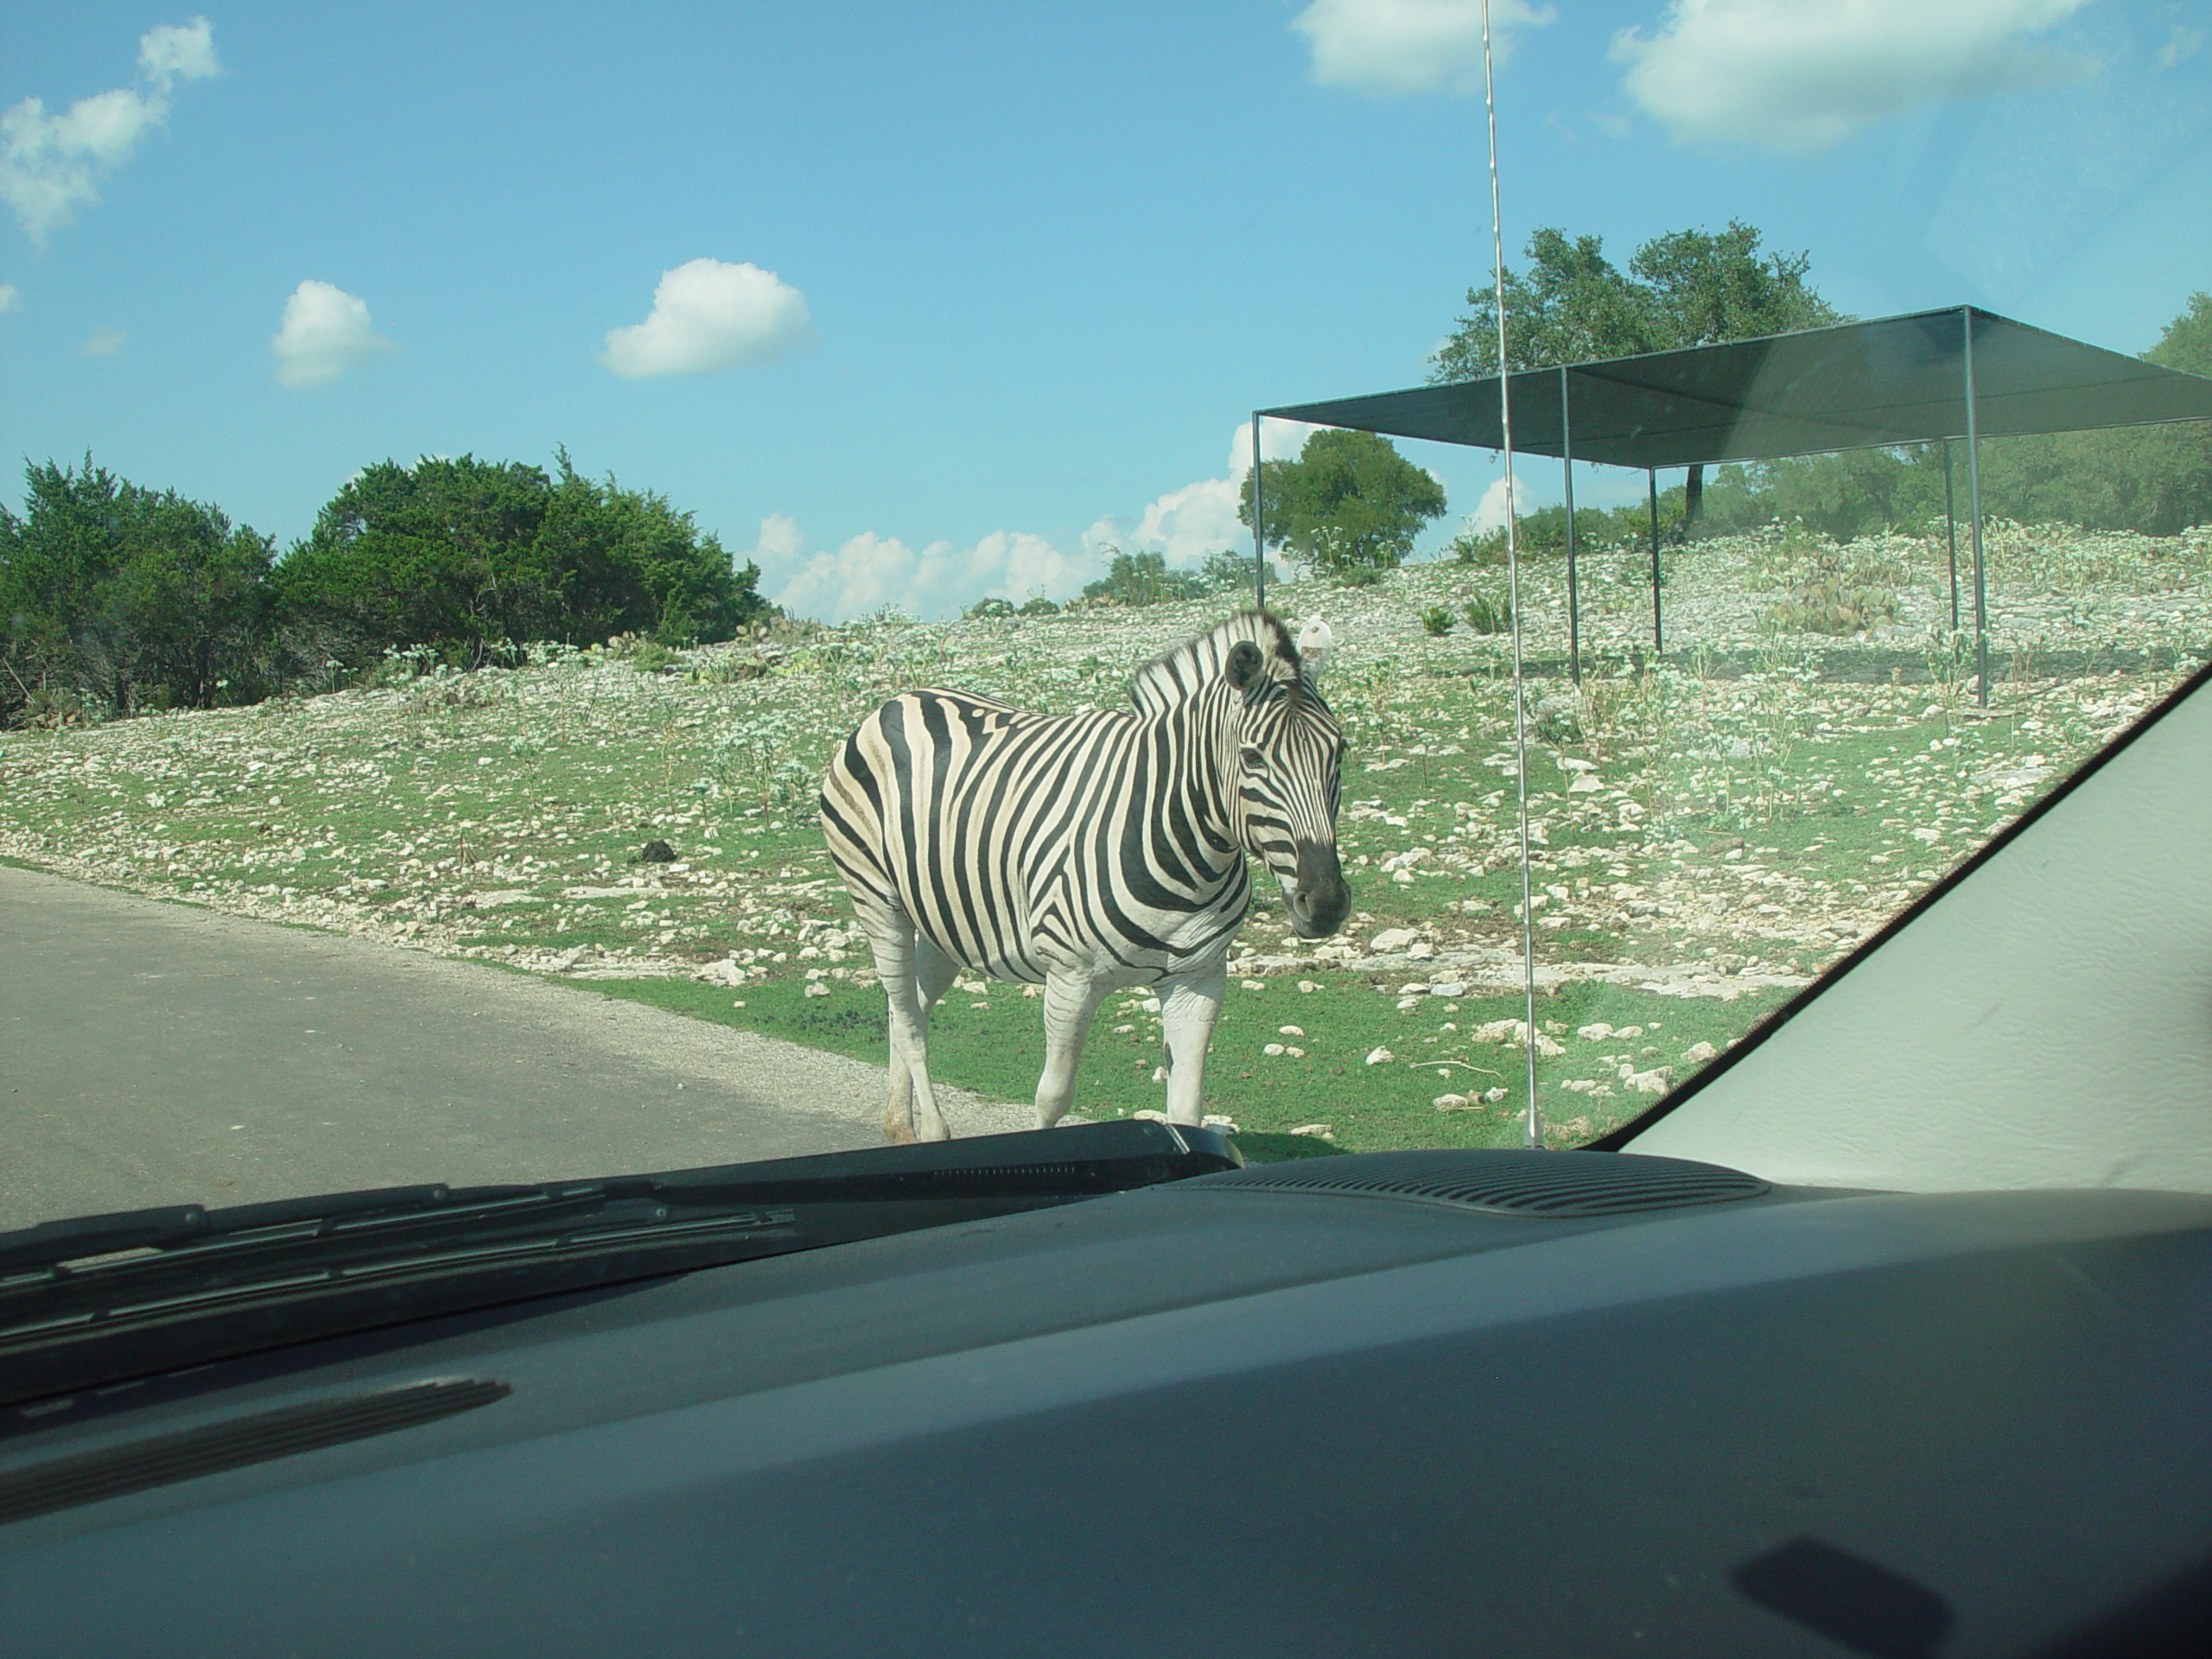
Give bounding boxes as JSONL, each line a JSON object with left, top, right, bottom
{"left": 1135, "top": 681, "right": 1244, "bottom": 883}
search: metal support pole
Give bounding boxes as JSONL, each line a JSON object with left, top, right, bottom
{"left": 1942, "top": 436, "right": 1959, "bottom": 639}
{"left": 1561, "top": 366, "right": 1579, "bottom": 686}
{"left": 1478, "top": 0, "right": 1540, "bottom": 1154}
{"left": 1648, "top": 470, "right": 1663, "bottom": 654}
{"left": 1962, "top": 310, "right": 1988, "bottom": 704}
{"left": 1250, "top": 412, "right": 1267, "bottom": 611}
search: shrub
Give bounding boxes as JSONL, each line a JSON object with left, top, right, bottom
{"left": 1018, "top": 595, "right": 1060, "bottom": 616}
{"left": 1419, "top": 605, "right": 1455, "bottom": 637}
{"left": 966, "top": 597, "right": 1017, "bottom": 620}
{"left": 1757, "top": 531, "right": 1905, "bottom": 637}
{"left": 1333, "top": 564, "right": 1387, "bottom": 588}
{"left": 1464, "top": 593, "right": 1514, "bottom": 633}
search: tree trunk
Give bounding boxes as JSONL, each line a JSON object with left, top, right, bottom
{"left": 1684, "top": 463, "right": 1705, "bottom": 528}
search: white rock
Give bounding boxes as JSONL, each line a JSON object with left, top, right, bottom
{"left": 1202, "top": 1114, "right": 1240, "bottom": 1134}
{"left": 1406, "top": 940, "right": 1435, "bottom": 961}
{"left": 1262, "top": 1043, "right": 1286, "bottom": 1057}
{"left": 1578, "top": 1022, "right": 1615, "bottom": 1041}
{"left": 1626, "top": 1066, "right": 1675, "bottom": 1095}
{"left": 1284, "top": 1045, "right": 1306, "bottom": 1058}
{"left": 1241, "top": 979, "right": 1267, "bottom": 992}
{"left": 1681, "top": 1040, "right": 1719, "bottom": 1064}
{"left": 1482, "top": 1087, "right": 1510, "bottom": 1103}
{"left": 1428, "top": 980, "right": 1466, "bottom": 998}
{"left": 1433, "top": 1093, "right": 1471, "bottom": 1110}
{"left": 803, "top": 982, "right": 830, "bottom": 998}
{"left": 1297, "top": 980, "right": 1319, "bottom": 994}
{"left": 1131, "top": 1109, "right": 1169, "bottom": 1123}
{"left": 1370, "top": 927, "right": 1416, "bottom": 953}
{"left": 1398, "top": 982, "right": 1430, "bottom": 996}
{"left": 1287, "top": 1123, "right": 1334, "bottom": 1139}
{"left": 1365, "top": 1046, "right": 1394, "bottom": 1065}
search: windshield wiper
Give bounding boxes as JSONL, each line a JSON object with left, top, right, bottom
{"left": 0, "top": 1120, "right": 1238, "bottom": 1412}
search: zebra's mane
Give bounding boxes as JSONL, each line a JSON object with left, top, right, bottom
{"left": 1127, "top": 609, "right": 1305, "bottom": 715}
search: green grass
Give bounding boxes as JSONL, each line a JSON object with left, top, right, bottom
{"left": 586, "top": 965, "right": 1789, "bottom": 1153}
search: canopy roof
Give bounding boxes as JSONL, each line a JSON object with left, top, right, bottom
{"left": 1262, "top": 307, "right": 2212, "bottom": 472}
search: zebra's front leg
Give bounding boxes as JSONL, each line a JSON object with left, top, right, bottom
{"left": 1033, "top": 970, "right": 1111, "bottom": 1131}
{"left": 1157, "top": 959, "right": 1227, "bottom": 1127}
{"left": 866, "top": 917, "right": 956, "bottom": 1144}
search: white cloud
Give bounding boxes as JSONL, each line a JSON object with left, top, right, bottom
{"left": 749, "top": 517, "right": 1088, "bottom": 624}
{"left": 1611, "top": 0, "right": 2097, "bottom": 154}
{"left": 79, "top": 326, "right": 125, "bottom": 355}
{"left": 0, "top": 283, "right": 17, "bottom": 315}
{"left": 1292, "top": 0, "right": 1554, "bottom": 95}
{"left": 2156, "top": 24, "right": 2204, "bottom": 72}
{"left": 1468, "top": 475, "right": 1515, "bottom": 532}
{"left": 137, "top": 17, "right": 220, "bottom": 92}
{"left": 0, "top": 17, "right": 219, "bottom": 246}
{"left": 600, "top": 258, "right": 812, "bottom": 378}
{"left": 270, "top": 280, "right": 392, "bottom": 388}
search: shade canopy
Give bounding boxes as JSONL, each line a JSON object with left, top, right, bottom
{"left": 1262, "top": 307, "right": 2212, "bottom": 471}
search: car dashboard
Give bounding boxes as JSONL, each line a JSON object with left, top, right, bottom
{"left": 3, "top": 1145, "right": 2208, "bottom": 1657}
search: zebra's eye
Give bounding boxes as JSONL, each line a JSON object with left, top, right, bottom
{"left": 1240, "top": 746, "right": 1268, "bottom": 771}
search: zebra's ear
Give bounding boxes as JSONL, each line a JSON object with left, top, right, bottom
{"left": 1225, "top": 639, "right": 1266, "bottom": 692}
{"left": 1296, "top": 619, "right": 1333, "bottom": 686}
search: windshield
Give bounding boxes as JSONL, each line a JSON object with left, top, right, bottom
{"left": 3, "top": 3, "right": 2207, "bottom": 1236}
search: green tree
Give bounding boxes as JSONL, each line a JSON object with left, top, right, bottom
{"left": 1082, "top": 547, "right": 1205, "bottom": 607}
{"left": 0, "top": 457, "right": 273, "bottom": 723}
{"left": 1237, "top": 429, "right": 1447, "bottom": 572}
{"left": 273, "top": 451, "right": 767, "bottom": 673}
{"left": 1433, "top": 220, "right": 1843, "bottom": 524}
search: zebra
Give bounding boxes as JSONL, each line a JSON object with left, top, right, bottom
{"left": 819, "top": 609, "right": 1351, "bottom": 1142}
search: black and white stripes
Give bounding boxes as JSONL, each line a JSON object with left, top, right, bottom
{"left": 821, "top": 610, "right": 1349, "bottom": 1141}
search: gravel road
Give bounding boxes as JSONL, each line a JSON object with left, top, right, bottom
{"left": 0, "top": 864, "right": 1030, "bottom": 1232}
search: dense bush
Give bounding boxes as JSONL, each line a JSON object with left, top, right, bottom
{"left": 0, "top": 458, "right": 274, "bottom": 725}
{"left": 273, "top": 451, "right": 767, "bottom": 676}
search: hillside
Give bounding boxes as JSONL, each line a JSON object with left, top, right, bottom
{"left": 3, "top": 521, "right": 2205, "bottom": 1152}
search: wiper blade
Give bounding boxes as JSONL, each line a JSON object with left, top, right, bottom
{"left": 0, "top": 1121, "right": 1238, "bottom": 1410}
{"left": 0, "top": 1187, "right": 465, "bottom": 1277}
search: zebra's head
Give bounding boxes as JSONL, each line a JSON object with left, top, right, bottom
{"left": 1223, "top": 615, "right": 1350, "bottom": 940}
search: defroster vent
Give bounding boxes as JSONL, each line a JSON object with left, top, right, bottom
{"left": 1187, "top": 1148, "right": 1768, "bottom": 1217}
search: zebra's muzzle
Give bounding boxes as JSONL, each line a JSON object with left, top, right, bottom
{"left": 1286, "top": 839, "right": 1350, "bottom": 939}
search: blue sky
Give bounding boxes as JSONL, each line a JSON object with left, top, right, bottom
{"left": 3, "top": 1, "right": 2208, "bottom": 620}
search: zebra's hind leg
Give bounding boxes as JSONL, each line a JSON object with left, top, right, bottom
{"left": 865, "top": 915, "right": 954, "bottom": 1144}
{"left": 1033, "top": 969, "right": 1111, "bottom": 1130}
{"left": 909, "top": 936, "right": 961, "bottom": 1141}
{"left": 1157, "top": 959, "right": 1227, "bottom": 1127}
